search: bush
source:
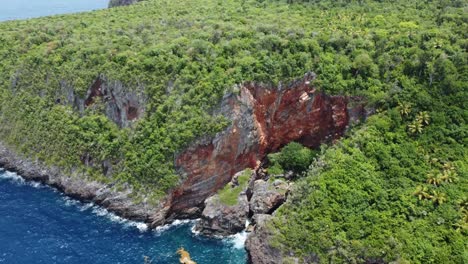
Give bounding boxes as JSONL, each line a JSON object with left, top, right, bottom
{"left": 268, "top": 142, "right": 317, "bottom": 174}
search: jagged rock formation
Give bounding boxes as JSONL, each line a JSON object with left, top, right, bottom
{"left": 249, "top": 179, "right": 288, "bottom": 215}
{"left": 195, "top": 192, "right": 249, "bottom": 236}
{"left": 246, "top": 214, "right": 285, "bottom": 264}
{"left": 61, "top": 76, "right": 145, "bottom": 127}
{"left": 195, "top": 168, "right": 291, "bottom": 237}
{"left": 166, "top": 73, "right": 366, "bottom": 219}
{"left": 108, "top": 0, "right": 141, "bottom": 8}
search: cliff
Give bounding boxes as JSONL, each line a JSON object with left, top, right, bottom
{"left": 165, "top": 73, "right": 366, "bottom": 220}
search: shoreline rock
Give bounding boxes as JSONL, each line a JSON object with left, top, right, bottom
{"left": 194, "top": 193, "right": 249, "bottom": 236}
{"left": 0, "top": 141, "right": 165, "bottom": 226}
{"left": 246, "top": 214, "right": 285, "bottom": 264}
{"left": 250, "top": 179, "right": 289, "bottom": 215}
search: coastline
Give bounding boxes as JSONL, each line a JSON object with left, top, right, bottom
{"left": 0, "top": 141, "right": 164, "bottom": 227}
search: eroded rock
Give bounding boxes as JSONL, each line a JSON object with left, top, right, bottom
{"left": 250, "top": 179, "right": 289, "bottom": 215}
{"left": 194, "top": 193, "right": 249, "bottom": 236}
{"left": 169, "top": 73, "right": 367, "bottom": 218}
{"left": 246, "top": 214, "right": 284, "bottom": 264}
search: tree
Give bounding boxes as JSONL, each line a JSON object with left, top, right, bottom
{"left": 413, "top": 186, "right": 430, "bottom": 200}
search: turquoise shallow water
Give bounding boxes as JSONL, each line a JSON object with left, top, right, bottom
{"left": 0, "top": 0, "right": 108, "bottom": 22}
{"left": 0, "top": 170, "right": 247, "bottom": 263}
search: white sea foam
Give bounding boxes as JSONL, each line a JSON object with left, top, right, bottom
{"left": 223, "top": 220, "right": 250, "bottom": 249}
{"left": 190, "top": 219, "right": 201, "bottom": 235}
{"left": 154, "top": 219, "right": 196, "bottom": 235}
{"left": 0, "top": 170, "right": 24, "bottom": 183}
{"left": 60, "top": 196, "right": 149, "bottom": 233}
{"left": 0, "top": 168, "right": 149, "bottom": 233}
{"left": 0, "top": 170, "right": 45, "bottom": 189}
{"left": 89, "top": 205, "right": 149, "bottom": 232}
{"left": 226, "top": 231, "right": 249, "bottom": 249}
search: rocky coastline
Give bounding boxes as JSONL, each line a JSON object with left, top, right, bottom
{"left": 0, "top": 141, "right": 164, "bottom": 226}
{"left": 0, "top": 72, "right": 369, "bottom": 263}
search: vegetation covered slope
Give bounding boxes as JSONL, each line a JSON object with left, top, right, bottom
{"left": 0, "top": 1, "right": 466, "bottom": 259}
{"left": 261, "top": 1, "right": 467, "bottom": 263}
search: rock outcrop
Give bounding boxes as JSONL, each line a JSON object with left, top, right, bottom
{"left": 250, "top": 179, "right": 289, "bottom": 215}
{"left": 194, "top": 170, "right": 252, "bottom": 236}
{"left": 61, "top": 76, "right": 145, "bottom": 128}
{"left": 246, "top": 214, "right": 285, "bottom": 264}
{"left": 108, "top": 0, "right": 141, "bottom": 8}
{"left": 195, "top": 193, "right": 249, "bottom": 236}
{"left": 167, "top": 73, "right": 366, "bottom": 219}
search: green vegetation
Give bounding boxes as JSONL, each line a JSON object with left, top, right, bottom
{"left": 268, "top": 142, "right": 318, "bottom": 174}
{"left": 0, "top": 0, "right": 466, "bottom": 262}
{"left": 218, "top": 169, "right": 251, "bottom": 206}
{"left": 264, "top": 1, "right": 467, "bottom": 262}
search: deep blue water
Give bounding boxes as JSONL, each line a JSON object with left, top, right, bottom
{"left": 0, "top": 170, "right": 247, "bottom": 263}
{"left": 0, "top": 0, "right": 108, "bottom": 22}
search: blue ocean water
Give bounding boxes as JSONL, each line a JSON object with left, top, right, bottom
{"left": 0, "top": 0, "right": 108, "bottom": 22}
{"left": 0, "top": 170, "right": 247, "bottom": 264}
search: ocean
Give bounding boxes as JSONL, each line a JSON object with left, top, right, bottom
{"left": 0, "top": 170, "right": 247, "bottom": 263}
{"left": 0, "top": 1, "right": 247, "bottom": 262}
{"left": 0, "top": 0, "right": 108, "bottom": 22}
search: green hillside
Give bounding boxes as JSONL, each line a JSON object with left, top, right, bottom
{"left": 0, "top": 0, "right": 466, "bottom": 262}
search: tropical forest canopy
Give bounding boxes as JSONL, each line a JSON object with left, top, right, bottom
{"left": 0, "top": 0, "right": 466, "bottom": 262}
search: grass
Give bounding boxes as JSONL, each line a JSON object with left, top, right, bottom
{"left": 218, "top": 169, "right": 251, "bottom": 206}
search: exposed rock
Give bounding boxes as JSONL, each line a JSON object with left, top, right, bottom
{"left": 108, "top": 0, "right": 141, "bottom": 8}
{"left": 246, "top": 214, "right": 284, "bottom": 264}
{"left": 169, "top": 73, "right": 367, "bottom": 218}
{"left": 250, "top": 179, "right": 288, "bottom": 215}
{"left": 60, "top": 76, "right": 145, "bottom": 128}
{"left": 194, "top": 193, "right": 249, "bottom": 236}
{"left": 0, "top": 142, "right": 165, "bottom": 226}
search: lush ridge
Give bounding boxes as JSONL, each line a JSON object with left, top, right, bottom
{"left": 0, "top": 0, "right": 441, "bottom": 198}
{"left": 263, "top": 1, "right": 467, "bottom": 263}
{"left": 0, "top": 0, "right": 466, "bottom": 262}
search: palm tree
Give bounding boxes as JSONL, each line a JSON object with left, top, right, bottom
{"left": 408, "top": 120, "right": 423, "bottom": 134}
{"left": 431, "top": 190, "right": 447, "bottom": 205}
{"left": 457, "top": 197, "right": 468, "bottom": 212}
{"left": 398, "top": 102, "right": 412, "bottom": 117}
{"left": 443, "top": 162, "right": 455, "bottom": 171}
{"left": 413, "top": 186, "right": 430, "bottom": 200}
{"left": 426, "top": 172, "right": 443, "bottom": 186}
{"left": 453, "top": 220, "right": 467, "bottom": 233}
{"left": 441, "top": 169, "right": 458, "bottom": 183}
{"left": 416, "top": 111, "right": 430, "bottom": 125}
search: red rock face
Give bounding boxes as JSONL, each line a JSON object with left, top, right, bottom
{"left": 168, "top": 73, "right": 366, "bottom": 217}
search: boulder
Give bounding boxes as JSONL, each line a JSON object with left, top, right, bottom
{"left": 194, "top": 193, "right": 249, "bottom": 236}
{"left": 250, "top": 179, "right": 288, "bottom": 215}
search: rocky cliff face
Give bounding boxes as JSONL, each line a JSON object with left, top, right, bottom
{"left": 61, "top": 76, "right": 145, "bottom": 128}
{"left": 166, "top": 73, "right": 366, "bottom": 219}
